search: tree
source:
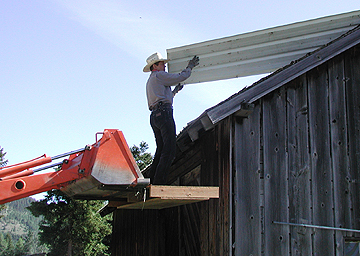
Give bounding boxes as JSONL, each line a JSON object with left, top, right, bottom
{"left": 23, "top": 230, "right": 39, "bottom": 255}
{"left": 0, "top": 147, "right": 7, "bottom": 215}
{"left": 0, "top": 233, "right": 14, "bottom": 256}
{"left": 27, "top": 190, "right": 111, "bottom": 256}
{"left": 130, "top": 141, "right": 153, "bottom": 171}
{"left": 13, "top": 237, "right": 26, "bottom": 256}
{"left": 0, "top": 233, "right": 7, "bottom": 255}
{"left": 0, "top": 147, "right": 8, "bottom": 168}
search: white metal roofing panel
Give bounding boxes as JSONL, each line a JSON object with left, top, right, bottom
{"left": 167, "top": 10, "right": 360, "bottom": 84}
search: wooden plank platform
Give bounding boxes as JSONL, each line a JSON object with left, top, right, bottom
{"left": 108, "top": 185, "right": 219, "bottom": 210}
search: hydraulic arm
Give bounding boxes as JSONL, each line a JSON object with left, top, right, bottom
{"left": 0, "top": 129, "right": 150, "bottom": 204}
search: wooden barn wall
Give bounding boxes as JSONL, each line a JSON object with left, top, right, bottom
{"left": 233, "top": 44, "right": 360, "bottom": 255}
{"left": 111, "top": 119, "right": 231, "bottom": 256}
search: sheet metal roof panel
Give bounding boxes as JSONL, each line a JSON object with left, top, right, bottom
{"left": 185, "top": 48, "right": 314, "bottom": 83}
{"left": 167, "top": 10, "right": 360, "bottom": 84}
{"left": 170, "top": 27, "right": 349, "bottom": 70}
{"left": 206, "top": 26, "right": 360, "bottom": 124}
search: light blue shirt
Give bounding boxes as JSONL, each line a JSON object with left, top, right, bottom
{"left": 146, "top": 68, "right": 191, "bottom": 110}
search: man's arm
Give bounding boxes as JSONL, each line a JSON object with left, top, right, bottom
{"left": 172, "top": 83, "right": 184, "bottom": 97}
{"left": 156, "top": 69, "right": 191, "bottom": 86}
{"left": 157, "top": 55, "right": 200, "bottom": 86}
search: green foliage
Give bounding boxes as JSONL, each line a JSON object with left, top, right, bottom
{"left": 0, "top": 146, "right": 8, "bottom": 168}
{"left": 0, "top": 147, "right": 8, "bottom": 216}
{"left": 130, "top": 141, "right": 153, "bottom": 171}
{"left": 0, "top": 231, "right": 46, "bottom": 256}
{"left": 27, "top": 190, "right": 112, "bottom": 256}
{"left": 1, "top": 233, "right": 14, "bottom": 256}
{"left": 0, "top": 198, "right": 42, "bottom": 236}
{"left": 0, "top": 198, "right": 47, "bottom": 255}
{"left": 0, "top": 207, "right": 4, "bottom": 219}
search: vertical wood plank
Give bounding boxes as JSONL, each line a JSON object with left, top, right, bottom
{"left": 328, "top": 54, "right": 352, "bottom": 254}
{"left": 200, "top": 201, "right": 209, "bottom": 255}
{"left": 286, "top": 76, "right": 312, "bottom": 255}
{"left": 307, "top": 64, "right": 335, "bottom": 255}
{"left": 158, "top": 210, "right": 165, "bottom": 256}
{"left": 200, "top": 129, "right": 217, "bottom": 255}
{"left": 218, "top": 119, "right": 231, "bottom": 256}
{"left": 234, "top": 103, "right": 262, "bottom": 255}
{"left": 209, "top": 199, "right": 217, "bottom": 256}
{"left": 182, "top": 203, "right": 200, "bottom": 255}
{"left": 263, "top": 87, "right": 290, "bottom": 255}
{"left": 345, "top": 45, "right": 360, "bottom": 233}
{"left": 111, "top": 210, "right": 121, "bottom": 255}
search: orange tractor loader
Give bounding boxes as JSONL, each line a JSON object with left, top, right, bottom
{"left": 0, "top": 129, "right": 150, "bottom": 204}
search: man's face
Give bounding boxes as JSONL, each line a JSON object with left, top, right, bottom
{"left": 154, "top": 61, "right": 166, "bottom": 71}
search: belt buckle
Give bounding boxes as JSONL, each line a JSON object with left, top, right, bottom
{"left": 155, "top": 101, "right": 163, "bottom": 111}
{"left": 150, "top": 101, "right": 162, "bottom": 111}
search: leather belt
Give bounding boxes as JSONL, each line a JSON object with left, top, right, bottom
{"left": 150, "top": 102, "right": 172, "bottom": 111}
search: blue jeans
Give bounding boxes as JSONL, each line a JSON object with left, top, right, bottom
{"left": 149, "top": 107, "right": 176, "bottom": 184}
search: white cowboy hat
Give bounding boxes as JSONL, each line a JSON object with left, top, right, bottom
{"left": 143, "top": 52, "right": 169, "bottom": 72}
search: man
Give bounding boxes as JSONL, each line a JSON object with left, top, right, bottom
{"left": 144, "top": 52, "right": 199, "bottom": 184}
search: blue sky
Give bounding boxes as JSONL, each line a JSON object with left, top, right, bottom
{"left": 1, "top": 0, "right": 359, "bottom": 169}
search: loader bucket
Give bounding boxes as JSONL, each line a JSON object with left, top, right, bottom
{"left": 61, "top": 129, "right": 150, "bottom": 200}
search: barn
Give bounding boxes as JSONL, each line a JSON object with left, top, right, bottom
{"left": 111, "top": 11, "right": 360, "bottom": 255}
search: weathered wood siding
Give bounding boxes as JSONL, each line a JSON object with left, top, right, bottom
{"left": 233, "top": 44, "right": 360, "bottom": 255}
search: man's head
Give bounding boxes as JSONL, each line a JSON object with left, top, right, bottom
{"left": 150, "top": 61, "right": 166, "bottom": 72}
{"left": 143, "top": 52, "right": 169, "bottom": 72}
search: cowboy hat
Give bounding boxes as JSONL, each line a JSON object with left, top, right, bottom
{"left": 143, "top": 52, "right": 169, "bottom": 72}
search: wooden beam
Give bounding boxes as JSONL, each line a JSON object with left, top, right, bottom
{"left": 108, "top": 185, "right": 219, "bottom": 210}
{"left": 150, "top": 185, "right": 219, "bottom": 199}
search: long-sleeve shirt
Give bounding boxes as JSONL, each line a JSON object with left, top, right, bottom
{"left": 146, "top": 68, "right": 192, "bottom": 110}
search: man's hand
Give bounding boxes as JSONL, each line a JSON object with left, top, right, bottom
{"left": 172, "top": 83, "right": 184, "bottom": 96}
{"left": 187, "top": 55, "right": 200, "bottom": 70}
